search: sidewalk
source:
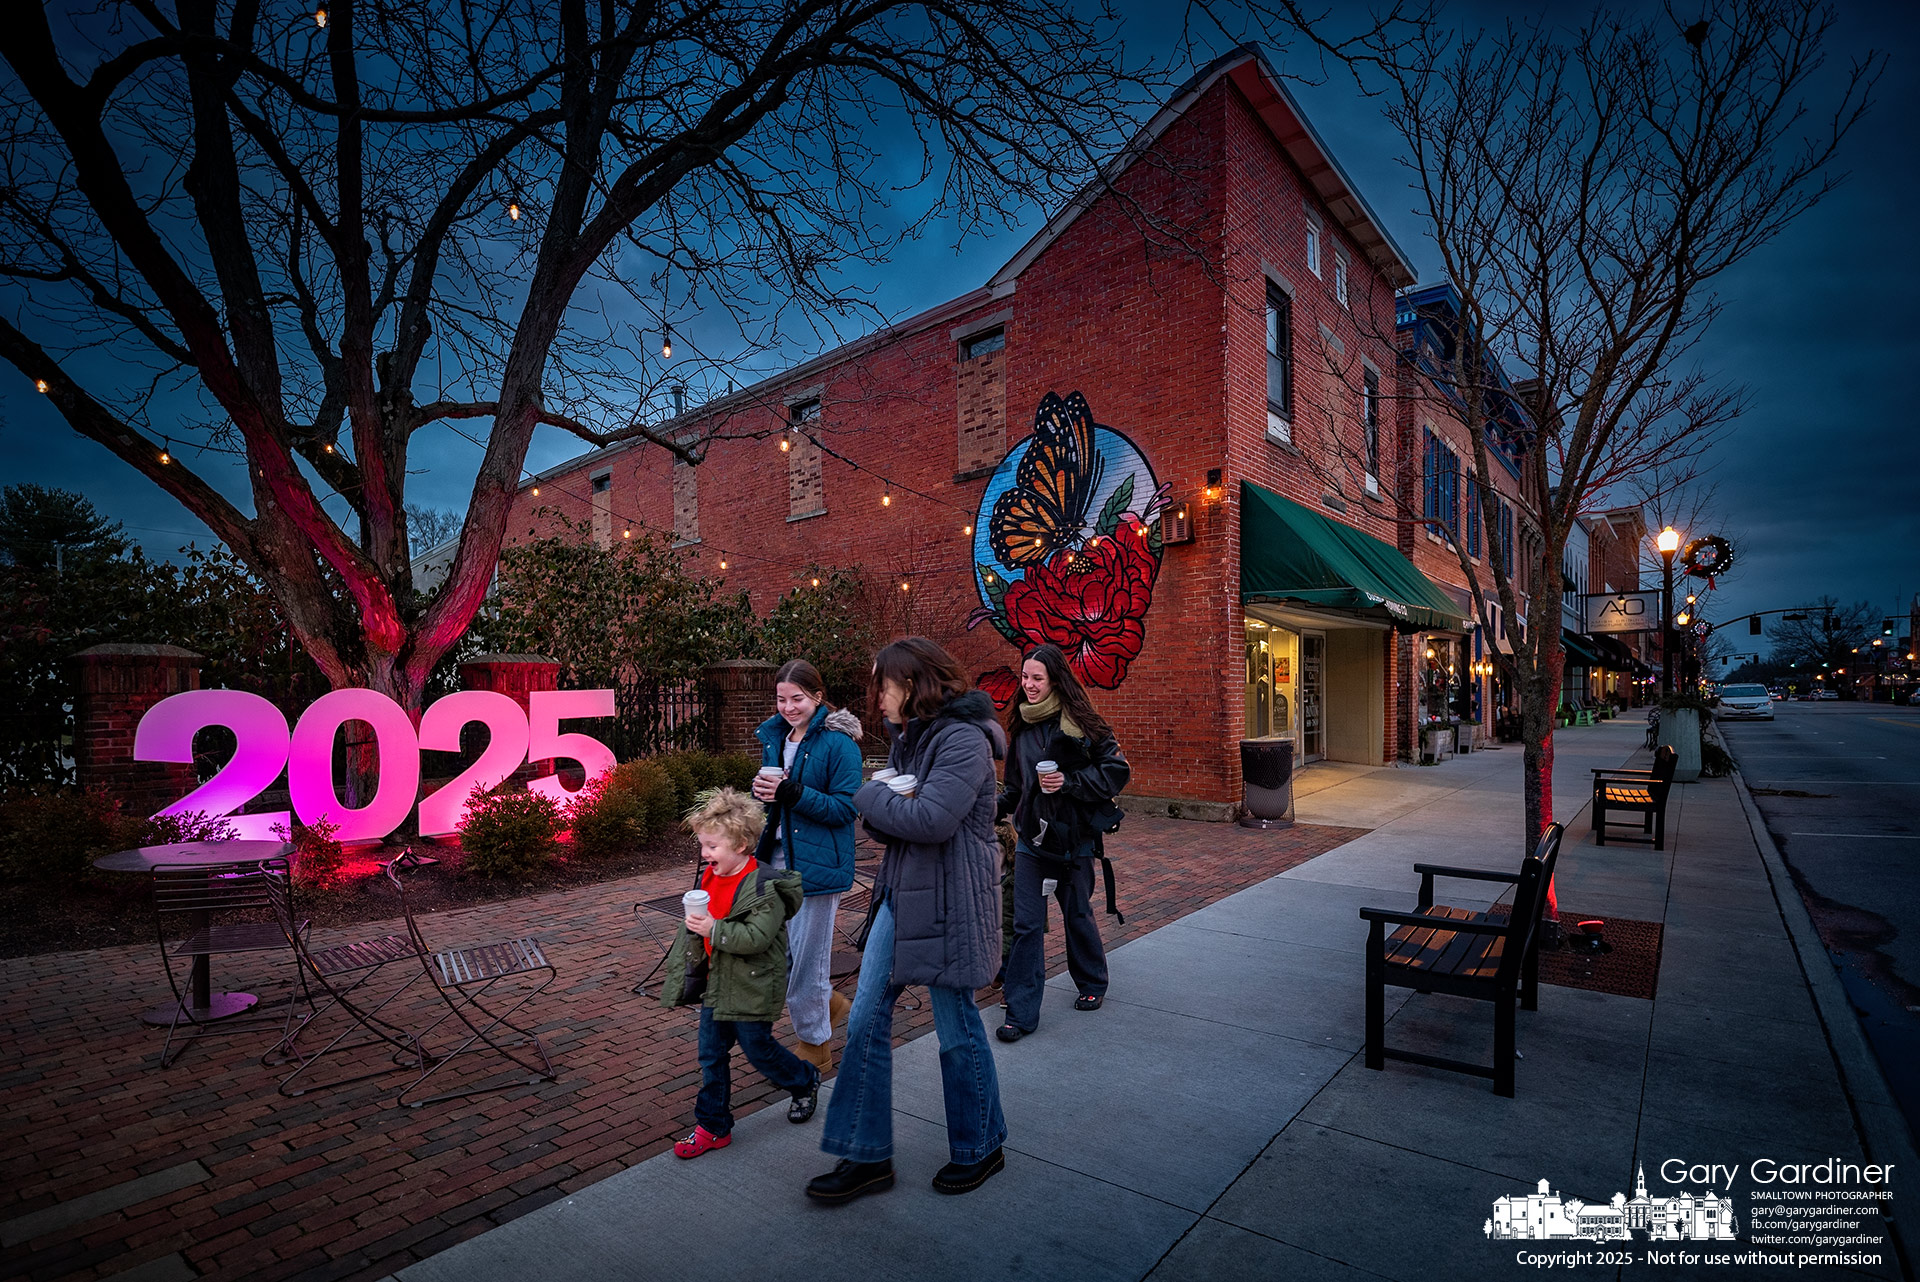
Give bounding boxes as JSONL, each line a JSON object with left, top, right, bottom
{"left": 393, "top": 718, "right": 1908, "bottom": 1282}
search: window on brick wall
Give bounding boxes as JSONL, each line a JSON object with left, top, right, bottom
{"left": 1305, "top": 207, "right": 1322, "bottom": 277}
{"left": 590, "top": 469, "right": 612, "bottom": 550}
{"left": 787, "top": 398, "right": 825, "bottom": 520}
{"left": 1361, "top": 366, "right": 1380, "bottom": 487}
{"left": 1499, "top": 500, "right": 1515, "bottom": 576}
{"left": 1465, "top": 474, "right": 1481, "bottom": 558}
{"left": 956, "top": 326, "right": 1007, "bottom": 474}
{"left": 672, "top": 456, "right": 699, "bottom": 545}
{"left": 1266, "top": 282, "right": 1293, "bottom": 424}
{"left": 962, "top": 328, "right": 1004, "bottom": 359}
{"left": 1334, "top": 247, "right": 1349, "bottom": 306}
{"left": 1422, "top": 428, "right": 1459, "bottom": 543}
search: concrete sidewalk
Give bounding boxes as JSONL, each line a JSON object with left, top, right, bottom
{"left": 394, "top": 718, "right": 1908, "bottom": 1282}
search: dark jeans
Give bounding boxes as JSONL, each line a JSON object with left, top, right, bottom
{"left": 695, "top": 1005, "right": 815, "bottom": 1138}
{"left": 1001, "top": 847, "right": 1108, "bottom": 1032}
{"left": 820, "top": 900, "right": 1007, "bottom": 1164}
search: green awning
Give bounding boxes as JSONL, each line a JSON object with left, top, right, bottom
{"left": 1240, "top": 481, "right": 1467, "bottom": 632}
{"left": 1562, "top": 630, "right": 1603, "bottom": 667}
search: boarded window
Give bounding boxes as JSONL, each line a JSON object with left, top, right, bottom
{"left": 788, "top": 399, "right": 825, "bottom": 519}
{"left": 957, "top": 328, "right": 1007, "bottom": 474}
{"left": 672, "top": 457, "right": 698, "bottom": 544}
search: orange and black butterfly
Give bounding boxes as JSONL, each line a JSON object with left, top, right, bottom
{"left": 990, "top": 391, "right": 1106, "bottom": 569}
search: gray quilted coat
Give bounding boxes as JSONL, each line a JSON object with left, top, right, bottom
{"left": 854, "top": 690, "right": 1004, "bottom": 989}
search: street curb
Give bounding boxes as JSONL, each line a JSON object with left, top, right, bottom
{"left": 1730, "top": 765, "right": 1919, "bottom": 1275}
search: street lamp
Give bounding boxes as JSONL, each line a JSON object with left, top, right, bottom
{"left": 1656, "top": 526, "right": 1681, "bottom": 694}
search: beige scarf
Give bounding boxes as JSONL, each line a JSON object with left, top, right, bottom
{"left": 1018, "top": 691, "right": 1083, "bottom": 741}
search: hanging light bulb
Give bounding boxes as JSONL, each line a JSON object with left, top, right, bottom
{"left": 622, "top": 527, "right": 632, "bottom": 538}
{"left": 810, "top": 576, "right": 820, "bottom": 588}
{"left": 881, "top": 490, "right": 891, "bottom": 508}
{"left": 35, "top": 378, "right": 49, "bottom": 393}
{"left": 718, "top": 557, "right": 728, "bottom": 570}
{"left": 530, "top": 485, "right": 540, "bottom": 496}
{"left": 900, "top": 581, "right": 910, "bottom": 593}
{"left": 158, "top": 437, "right": 172, "bottom": 465}
{"left": 508, "top": 200, "right": 521, "bottom": 221}
{"left": 779, "top": 433, "right": 790, "bottom": 453}
{"left": 661, "top": 326, "right": 672, "bottom": 360}
{"left": 315, "top": 5, "right": 328, "bottom": 27}
{"left": 963, "top": 523, "right": 973, "bottom": 536}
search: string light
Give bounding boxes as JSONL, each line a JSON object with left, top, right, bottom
{"left": 622, "top": 527, "right": 632, "bottom": 538}
{"left": 315, "top": 5, "right": 327, "bottom": 27}
{"left": 963, "top": 523, "right": 973, "bottom": 536}
{"left": 811, "top": 577, "right": 820, "bottom": 588}
{"left": 661, "top": 326, "right": 672, "bottom": 360}
{"left": 900, "top": 580, "right": 910, "bottom": 592}
{"left": 35, "top": 378, "right": 48, "bottom": 394}
{"left": 508, "top": 200, "right": 521, "bottom": 221}
{"left": 881, "top": 490, "right": 891, "bottom": 508}
{"left": 158, "top": 437, "right": 172, "bottom": 465}
{"left": 779, "top": 433, "right": 790, "bottom": 452}
{"left": 322, "top": 441, "right": 335, "bottom": 453}
{"left": 530, "top": 485, "right": 539, "bottom": 496}
{"left": 718, "top": 557, "right": 728, "bottom": 570}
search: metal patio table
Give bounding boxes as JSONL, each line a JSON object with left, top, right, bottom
{"left": 94, "top": 840, "right": 293, "bottom": 1025}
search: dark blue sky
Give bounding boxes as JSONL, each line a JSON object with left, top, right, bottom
{"left": 3, "top": 1, "right": 1914, "bottom": 638}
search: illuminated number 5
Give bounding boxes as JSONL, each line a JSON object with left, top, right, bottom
{"left": 526, "top": 690, "right": 616, "bottom": 805}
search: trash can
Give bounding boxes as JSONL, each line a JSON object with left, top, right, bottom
{"left": 1240, "top": 737, "right": 1295, "bottom": 829}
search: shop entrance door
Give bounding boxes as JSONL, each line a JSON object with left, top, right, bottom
{"left": 1301, "top": 632, "right": 1325, "bottom": 761}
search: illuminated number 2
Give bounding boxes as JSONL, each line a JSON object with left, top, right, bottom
{"left": 416, "top": 691, "right": 531, "bottom": 837}
{"left": 132, "top": 689, "right": 292, "bottom": 841}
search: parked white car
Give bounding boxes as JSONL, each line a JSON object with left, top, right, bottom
{"left": 1716, "top": 683, "right": 1775, "bottom": 720}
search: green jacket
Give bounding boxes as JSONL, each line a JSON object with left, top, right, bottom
{"left": 657, "top": 864, "right": 805, "bottom": 1022}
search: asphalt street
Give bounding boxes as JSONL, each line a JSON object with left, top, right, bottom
{"left": 1722, "top": 699, "right": 1920, "bottom": 1148}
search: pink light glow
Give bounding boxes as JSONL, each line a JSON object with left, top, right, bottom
{"left": 288, "top": 688, "right": 421, "bottom": 843}
{"left": 134, "top": 689, "right": 290, "bottom": 840}
{"left": 415, "top": 690, "right": 531, "bottom": 836}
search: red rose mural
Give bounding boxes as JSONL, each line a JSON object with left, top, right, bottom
{"left": 976, "top": 666, "right": 1019, "bottom": 710}
{"left": 968, "top": 392, "right": 1167, "bottom": 690}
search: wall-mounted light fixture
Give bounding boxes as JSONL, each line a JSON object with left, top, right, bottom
{"left": 1205, "top": 468, "right": 1223, "bottom": 501}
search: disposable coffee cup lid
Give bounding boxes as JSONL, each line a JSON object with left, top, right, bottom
{"left": 683, "top": 889, "right": 709, "bottom": 906}
{"left": 758, "top": 765, "right": 785, "bottom": 776}
{"left": 871, "top": 767, "right": 899, "bottom": 781}
{"left": 886, "top": 774, "right": 917, "bottom": 793}
{"left": 1036, "top": 760, "right": 1058, "bottom": 772}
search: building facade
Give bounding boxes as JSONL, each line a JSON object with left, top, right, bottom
{"left": 508, "top": 48, "right": 1476, "bottom": 814}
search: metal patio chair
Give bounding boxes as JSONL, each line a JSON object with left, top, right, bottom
{"left": 150, "top": 857, "right": 305, "bottom": 1068}
{"left": 385, "top": 861, "right": 558, "bottom": 1107}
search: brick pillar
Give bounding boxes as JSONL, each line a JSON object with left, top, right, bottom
{"left": 703, "top": 659, "right": 777, "bottom": 755}
{"left": 69, "top": 643, "right": 203, "bottom": 814}
{"left": 460, "top": 654, "right": 561, "bottom": 777}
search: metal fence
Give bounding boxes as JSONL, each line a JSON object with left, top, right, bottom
{"left": 614, "top": 674, "right": 711, "bottom": 760}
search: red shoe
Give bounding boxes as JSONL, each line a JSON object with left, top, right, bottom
{"left": 674, "top": 1125, "right": 731, "bottom": 1159}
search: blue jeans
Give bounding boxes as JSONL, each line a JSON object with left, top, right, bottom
{"left": 695, "top": 1006, "right": 815, "bottom": 1138}
{"left": 820, "top": 900, "right": 1007, "bottom": 1164}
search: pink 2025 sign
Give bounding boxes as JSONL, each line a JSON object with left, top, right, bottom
{"left": 132, "top": 688, "right": 616, "bottom": 842}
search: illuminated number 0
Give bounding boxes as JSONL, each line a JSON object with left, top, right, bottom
{"left": 288, "top": 690, "right": 420, "bottom": 843}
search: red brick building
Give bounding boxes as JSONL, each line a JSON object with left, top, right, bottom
{"left": 508, "top": 48, "right": 1476, "bottom": 816}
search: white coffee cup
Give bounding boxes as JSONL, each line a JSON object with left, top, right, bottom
{"left": 682, "top": 889, "right": 710, "bottom": 916}
{"left": 886, "top": 774, "right": 918, "bottom": 798}
{"left": 870, "top": 767, "right": 899, "bottom": 783}
{"left": 757, "top": 766, "right": 786, "bottom": 780}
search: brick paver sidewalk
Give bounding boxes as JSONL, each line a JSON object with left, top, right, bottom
{"left": 1, "top": 816, "right": 1363, "bottom": 1282}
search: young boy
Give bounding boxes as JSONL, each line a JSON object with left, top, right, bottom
{"left": 659, "top": 787, "right": 819, "bottom": 1158}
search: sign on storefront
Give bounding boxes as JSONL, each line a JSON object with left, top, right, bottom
{"left": 1584, "top": 591, "right": 1661, "bottom": 634}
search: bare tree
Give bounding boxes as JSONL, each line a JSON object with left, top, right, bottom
{"left": 1381, "top": 0, "right": 1879, "bottom": 850}
{"left": 0, "top": 0, "right": 1179, "bottom": 722}
{"left": 404, "top": 504, "right": 463, "bottom": 554}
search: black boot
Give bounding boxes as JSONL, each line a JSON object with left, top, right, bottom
{"left": 805, "top": 1158, "right": 895, "bottom": 1204}
{"left": 932, "top": 1147, "right": 1005, "bottom": 1194}
{"left": 788, "top": 1069, "right": 820, "bottom": 1124}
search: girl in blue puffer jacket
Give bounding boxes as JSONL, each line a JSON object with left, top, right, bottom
{"left": 752, "top": 659, "right": 864, "bottom": 1072}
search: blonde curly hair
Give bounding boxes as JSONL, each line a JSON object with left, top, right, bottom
{"left": 682, "top": 786, "right": 765, "bottom": 854}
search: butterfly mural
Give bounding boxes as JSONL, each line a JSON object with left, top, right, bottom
{"left": 969, "top": 392, "right": 1168, "bottom": 690}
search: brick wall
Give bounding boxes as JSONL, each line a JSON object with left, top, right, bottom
{"left": 672, "top": 457, "right": 699, "bottom": 545}
{"left": 704, "top": 659, "right": 777, "bottom": 756}
{"left": 69, "top": 644, "right": 202, "bottom": 816}
{"left": 505, "top": 69, "right": 1424, "bottom": 807}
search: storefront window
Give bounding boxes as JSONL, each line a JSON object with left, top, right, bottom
{"left": 1244, "top": 619, "right": 1298, "bottom": 742}
{"left": 1419, "top": 636, "right": 1468, "bottom": 725}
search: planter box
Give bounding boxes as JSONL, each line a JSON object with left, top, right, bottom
{"left": 1657, "top": 708, "right": 1703, "bottom": 782}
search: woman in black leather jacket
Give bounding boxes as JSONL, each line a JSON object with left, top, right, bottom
{"left": 995, "top": 643, "right": 1129, "bottom": 1042}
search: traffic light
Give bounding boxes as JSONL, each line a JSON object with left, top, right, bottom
{"left": 1885, "top": 618, "right": 1897, "bottom": 636}
{"left": 1749, "top": 615, "right": 1762, "bottom": 634}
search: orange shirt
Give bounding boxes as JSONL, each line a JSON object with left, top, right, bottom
{"left": 699, "top": 861, "right": 754, "bottom": 954}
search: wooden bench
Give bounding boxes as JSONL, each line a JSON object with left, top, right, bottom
{"left": 1592, "top": 745, "right": 1677, "bottom": 850}
{"left": 1359, "top": 824, "right": 1564, "bottom": 1097}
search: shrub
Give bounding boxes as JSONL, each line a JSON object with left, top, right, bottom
{"left": 272, "top": 816, "right": 345, "bottom": 890}
{"left": 0, "top": 787, "right": 150, "bottom": 884}
{"left": 459, "top": 785, "right": 562, "bottom": 878}
{"left": 145, "top": 810, "right": 238, "bottom": 845}
{"left": 653, "top": 748, "right": 758, "bottom": 814}
{"left": 1699, "top": 740, "right": 1735, "bottom": 779}
{"left": 567, "top": 759, "right": 678, "bottom": 859}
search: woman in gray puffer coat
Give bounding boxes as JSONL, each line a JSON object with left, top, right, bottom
{"left": 806, "top": 637, "right": 1008, "bottom": 1205}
